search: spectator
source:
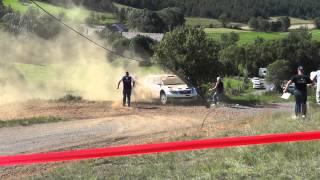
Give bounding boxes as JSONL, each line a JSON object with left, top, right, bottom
{"left": 210, "top": 76, "right": 224, "bottom": 105}
{"left": 283, "top": 66, "right": 313, "bottom": 118}
{"left": 311, "top": 65, "right": 320, "bottom": 105}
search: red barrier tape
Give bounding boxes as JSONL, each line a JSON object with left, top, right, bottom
{"left": 1, "top": 131, "right": 320, "bottom": 166}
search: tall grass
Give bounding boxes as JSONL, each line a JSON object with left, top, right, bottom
{"left": 0, "top": 116, "right": 64, "bottom": 128}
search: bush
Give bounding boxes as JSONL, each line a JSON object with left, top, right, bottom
{"left": 267, "top": 59, "right": 291, "bottom": 91}
{"left": 58, "top": 94, "right": 83, "bottom": 102}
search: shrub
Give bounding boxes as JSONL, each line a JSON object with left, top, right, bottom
{"left": 58, "top": 94, "right": 83, "bottom": 102}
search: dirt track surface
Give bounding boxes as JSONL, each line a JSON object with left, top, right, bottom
{"left": 0, "top": 101, "right": 292, "bottom": 156}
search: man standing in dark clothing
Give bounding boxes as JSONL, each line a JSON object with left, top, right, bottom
{"left": 283, "top": 66, "right": 313, "bottom": 118}
{"left": 210, "top": 76, "right": 224, "bottom": 105}
{"left": 117, "top": 72, "right": 135, "bottom": 107}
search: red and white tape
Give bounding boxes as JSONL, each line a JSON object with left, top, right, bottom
{"left": 1, "top": 131, "right": 320, "bottom": 166}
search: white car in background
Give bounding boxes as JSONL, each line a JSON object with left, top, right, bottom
{"left": 143, "top": 74, "right": 198, "bottom": 105}
{"left": 251, "top": 77, "right": 265, "bottom": 89}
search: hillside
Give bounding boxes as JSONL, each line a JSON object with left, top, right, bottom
{"left": 3, "top": 0, "right": 117, "bottom": 24}
{"left": 113, "top": 0, "right": 320, "bottom": 22}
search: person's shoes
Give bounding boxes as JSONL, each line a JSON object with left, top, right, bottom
{"left": 291, "top": 115, "right": 298, "bottom": 120}
{"left": 301, "top": 115, "right": 306, "bottom": 119}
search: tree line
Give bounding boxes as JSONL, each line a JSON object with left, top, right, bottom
{"left": 113, "top": 0, "right": 320, "bottom": 22}
{"left": 154, "top": 27, "right": 320, "bottom": 92}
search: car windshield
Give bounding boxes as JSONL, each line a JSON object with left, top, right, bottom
{"left": 162, "top": 77, "right": 185, "bottom": 85}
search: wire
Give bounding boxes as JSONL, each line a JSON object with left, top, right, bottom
{"left": 29, "top": 0, "right": 143, "bottom": 62}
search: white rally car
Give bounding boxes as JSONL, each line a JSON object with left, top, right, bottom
{"left": 143, "top": 74, "right": 198, "bottom": 105}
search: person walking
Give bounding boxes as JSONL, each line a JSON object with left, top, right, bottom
{"left": 283, "top": 66, "right": 313, "bottom": 118}
{"left": 311, "top": 65, "right": 320, "bottom": 105}
{"left": 210, "top": 76, "right": 224, "bottom": 105}
{"left": 117, "top": 71, "right": 135, "bottom": 107}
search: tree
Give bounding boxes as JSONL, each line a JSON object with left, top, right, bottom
{"left": 314, "top": 17, "right": 320, "bottom": 29}
{"left": 0, "top": 0, "right": 4, "bottom": 17}
{"left": 129, "top": 35, "right": 156, "bottom": 63}
{"left": 257, "top": 17, "right": 270, "bottom": 32}
{"left": 157, "top": 7, "right": 185, "bottom": 31}
{"left": 154, "top": 27, "right": 222, "bottom": 87}
{"left": 248, "top": 17, "right": 259, "bottom": 30}
{"left": 267, "top": 59, "right": 291, "bottom": 91}
{"left": 279, "top": 16, "right": 291, "bottom": 31}
{"left": 116, "top": 8, "right": 126, "bottom": 23}
{"left": 219, "top": 45, "right": 245, "bottom": 76}
{"left": 270, "top": 20, "right": 282, "bottom": 32}
{"left": 128, "top": 9, "right": 165, "bottom": 33}
{"left": 218, "top": 13, "right": 229, "bottom": 28}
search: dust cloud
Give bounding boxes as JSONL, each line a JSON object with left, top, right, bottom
{"left": 0, "top": 29, "right": 160, "bottom": 106}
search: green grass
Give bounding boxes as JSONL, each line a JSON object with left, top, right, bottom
{"left": 14, "top": 63, "right": 58, "bottom": 84}
{"left": 225, "top": 91, "right": 293, "bottom": 106}
{"left": 205, "top": 28, "right": 286, "bottom": 44}
{"left": 205, "top": 28, "right": 320, "bottom": 44}
{"left": 33, "top": 106, "right": 320, "bottom": 179}
{"left": 0, "top": 116, "right": 64, "bottom": 128}
{"left": 186, "top": 17, "right": 222, "bottom": 27}
{"left": 3, "top": 0, "right": 116, "bottom": 24}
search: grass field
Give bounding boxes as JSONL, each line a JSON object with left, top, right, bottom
{"left": 290, "top": 17, "right": 313, "bottom": 25}
{"left": 271, "top": 17, "right": 313, "bottom": 25}
{"left": 3, "top": 0, "right": 117, "bottom": 24}
{"left": 186, "top": 17, "right": 222, "bottom": 27}
{"left": 33, "top": 105, "right": 320, "bottom": 179}
{"left": 14, "top": 63, "right": 59, "bottom": 85}
{"left": 205, "top": 28, "right": 286, "bottom": 44}
{"left": 205, "top": 28, "right": 320, "bottom": 44}
{"left": 13, "top": 62, "right": 163, "bottom": 85}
